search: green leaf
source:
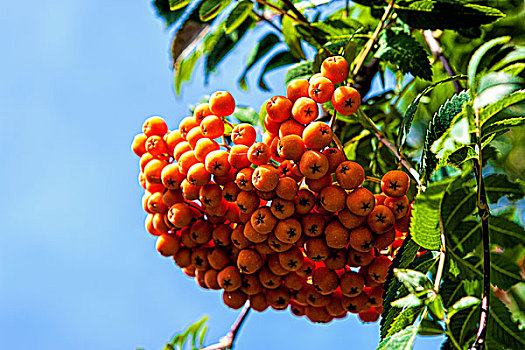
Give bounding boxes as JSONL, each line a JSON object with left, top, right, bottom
{"left": 205, "top": 17, "right": 254, "bottom": 78}
{"left": 375, "top": 28, "right": 432, "bottom": 81}
{"left": 448, "top": 296, "right": 481, "bottom": 319}
{"left": 258, "top": 51, "right": 300, "bottom": 91}
{"left": 468, "top": 37, "right": 511, "bottom": 93}
{"left": 296, "top": 18, "right": 362, "bottom": 48}
{"left": 489, "top": 216, "right": 525, "bottom": 248}
{"left": 410, "top": 177, "right": 455, "bottom": 250}
{"left": 224, "top": 0, "right": 252, "bottom": 34}
{"left": 438, "top": 145, "right": 477, "bottom": 169}
{"left": 488, "top": 293, "right": 525, "bottom": 348}
{"left": 282, "top": 14, "right": 306, "bottom": 60}
{"left": 285, "top": 61, "right": 313, "bottom": 86}
{"left": 199, "top": 0, "right": 232, "bottom": 22}
{"left": 441, "top": 175, "right": 477, "bottom": 232}
{"left": 474, "top": 73, "right": 524, "bottom": 109}
{"left": 343, "top": 40, "right": 357, "bottom": 66}
{"left": 397, "top": 75, "right": 467, "bottom": 147}
{"left": 427, "top": 295, "right": 445, "bottom": 321}
{"left": 169, "top": 0, "right": 192, "bottom": 11}
{"left": 378, "top": 322, "right": 423, "bottom": 350}
{"left": 482, "top": 117, "right": 525, "bottom": 139}
{"left": 501, "top": 62, "right": 525, "bottom": 76}
{"left": 394, "top": 269, "right": 433, "bottom": 293}
{"left": 491, "top": 253, "right": 524, "bottom": 290}
{"left": 484, "top": 174, "right": 525, "bottom": 203}
{"left": 155, "top": 0, "right": 188, "bottom": 27}
{"left": 396, "top": 1, "right": 505, "bottom": 30}
{"left": 238, "top": 33, "right": 281, "bottom": 90}
{"left": 418, "top": 317, "right": 445, "bottom": 336}
{"left": 480, "top": 89, "right": 525, "bottom": 125}
{"left": 175, "top": 50, "right": 202, "bottom": 94}
{"left": 391, "top": 294, "right": 423, "bottom": 308}
{"left": 232, "top": 107, "right": 259, "bottom": 126}
{"left": 420, "top": 90, "right": 471, "bottom": 183}
{"left": 259, "top": 102, "right": 267, "bottom": 132}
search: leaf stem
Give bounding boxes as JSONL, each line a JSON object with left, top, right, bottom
{"left": 423, "top": 31, "right": 462, "bottom": 93}
{"left": 355, "top": 108, "right": 421, "bottom": 186}
{"left": 251, "top": 9, "right": 281, "bottom": 32}
{"left": 446, "top": 329, "right": 463, "bottom": 350}
{"left": 352, "top": 0, "right": 396, "bottom": 77}
{"left": 201, "top": 303, "right": 251, "bottom": 350}
{"left": 254, "top": 0, "right": 300, "bottom": 23}
{"left": 280, "top": 0, "right": 310, "bottom": 25}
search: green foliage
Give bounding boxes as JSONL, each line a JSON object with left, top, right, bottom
{"left": 199, "top": 0, "right": 232, "bottom": 22}
{"left": 375, "top": 28, "right": 432, "bottom": 81}
{"left": 224, "top": 1, "right": 253, "bottom": 34}
{"left": 231, "top": 106, "right": 259, "bottom": 126}
{"left": 395, "top": 1, "right": 505, "bottom": 30}
{"left": 161, "top": 317, "right": 209, "bottom": 350}
{"left": 285, "top": 61, "right": 313, "bottom": 86}
{"left": 155, "top": 0, "right": 188, "bottom": 27}
{"left": 258, "top": 51, "right": 300, "bottom": 91}
{"left": 488, "top": 294, "right": 525, "bottom": 349}
{"left": 419, "top": 90, "right": 471, "bottom": 183}
{"left": 282, "top": 14, "right": 306, "bottom": 60}
{"left": 238, "top": 33, "right": 281, "bottom": 90}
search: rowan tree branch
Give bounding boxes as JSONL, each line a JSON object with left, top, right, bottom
{"left": 201, "top": 303, "right": 251, "bottom": 350}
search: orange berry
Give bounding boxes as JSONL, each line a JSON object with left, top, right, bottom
{"left": 331, "top": 86, "right": 361, "bottom": 115}
{"left": 323, "top": 248, "right": 347, "bottom": 270}
{"left": 366, "top": 205, "right": 395, "bottom": 234}
{"left": 186, "top": 126, "right": 205, "bottom": 149}
{"left": 204, "top": 269, "right": 221, "bottom": 290}
{"left": 194, "top": 138, "right": 220, "bottom": 162}
{"left": 268, "top": 232, "right": 292, "bottom": 252}
{"left": 178, "top": 151, "right": 198, "bottom": 175}
{"left": 181, "top": 179, "right": 200, "bottom": 200}
{"left": 346, "top": 187, "right": 375, "bottom": 216}
{"left": 319, "top": 185, "right": 347, "bottom": 212}
{"left": 139, "top": 153, "right": 155, "bottom": 172}
{"left": 291, "top": 97, "right": 318, "bottom": 124}
{"left": 326, "top": 293, "right": 347, "bottom": 317}
{"left": 299, "top": 150, "right": 329, "bottom": 180}
{"left": 342, "top": 292, "right": 370, "bottom": 313}
{"left": 143, "top": 116, "right": 168, "bottom": 137}
{"left": 236, "top": 167, "right": 254, "bottom": 192}
{"left": 304, "top": 237, "right": 330, "bottom": 262}
{"left": 267, "top": 253, "right": 290, "bottom": 276}
{"left": 358, "top": 308, "right": 380, "bottom": 323}
{"left": 395, "top": 206, "right": 412, "bottom": 233}
{"left": 381, "top": 170, "right": 410, "bottom": 197}
{"left": 161, "top": 163, "right": 185, "bottom": 190}
{"left": 374, "top": 228, "right": 395, "bottom": 250}
{"left": 231, "top": 224, "right": 250, "bottom": 249}
{"left": 207, "top": 247, "right": 231, "bottom": 270}
{"left": 186, "top": 163, "right": 211, "bottom": 187}
{"left": 209, "top": 91, "right": 235, "bottom": 117}
{"left": 279, "top": 119, "right": 305, "bottom": 138}
{"left": 294, "top": 189, "right": 316, "bottom": 215}
{"left": 302, "top": 213, "right": 326, "bottom": 237}
{"left": 349, "top": 226, "right": 375, "bottom": 252}
{"left": 131, "top": 133, "right": 148, "bottom": 157}
{"left": 240, "top": 274, "right": 263, "bottom": 295}
{"left": 275, "top": 176, "right": 299, "bottom": 201}
{"left": 199, "top": 183, "right": 222, "bottom": 208}
{"left": 384, "top": 195, "right": 410, "bottom": 219}
{"left": 200, "top": 115, "right": 225, "bottom": 139}
{"left": 218, "top": 266, "right": 242, "bottom": 291}
{"left": 308, "top": 73, "right": 322, "bottom": 84}
{"left": 348, "top": 248, "right": 375, "bottom": 267}
{"left": 162, "top": 189, "right": 184, "bottom": 207}
{"left": 286, "top": 79, "right": 310, "bottom": 102}
{"left": 144, "top": 159, "right": 168, "bottom": 184}
{"left": 228, "top": 144, "right": 251, "bottom": 170}
{"left": 367, "top": 255, "right": 391, "bottom": 283}
{"left": 303, "top": 122, "right": 333, "bottom": 150}
{"left": 277, "top": 134, "right": 306, "bottom": 161}
{"left": 173, "top": 247, "right": 192, "bottom": 267}
{"left": 258, "top": 266, "right": 282, "bottom": 289}
{"left": 213, "top": 167, "right": 236, "bottom": 186}
{"left": 222, "top": 181, "right": 240, "bottom": 203}
{"left": 237, "top": 248, "right": 263, "bottom": 274}
{"left": 193, "top": 103, "right": 212, "bottom": 125}
{"left": 145, "top": 135, "right": 169, "bottom": 157}
{"left": 278, "top": 160, "right": 303, "bottom": 182}
{"left": 252, "top": 165, "right": 279, "bottom": 192}
{"left": 243, "top": 221, "right": 268, "bottom": 243}
{"left": 270, "top": 198, "right": 295, "bottom": 220}
{"left": 284, "top": 272, "right": 305, "bottom": 291}
{"left": 321, "top": 56, "right": 349, "bottom": 85}
{"left": 165, "top": 130, "right": 183, "bottom": 155}
{"left": 249, "top": 293, "right": 269, "bottom": 312}
{"left": 155, "top": 233, "right": 181, "bottom": 257}
{"left": 223, "top": 290, "right": 248, "bottom": 309}
{"left": 212, "top": 224, "right": 232, "bottom": 246}
{"left": 189, "top": 220, "right": 213, "bottom": 244}
{"left": 231, "top": 123, "right": 257, "bottom": 146}
{"left": 247, "top": 142, "right": 272, "bottom": 165}
{"left": 147, "top": 192, "right": 169, "bottom": 214}
{"left": 312, "top": 267, "right": 339, "bottom": 295}
{"left": 375, "top": 193, "right": 387, "bottom": 205}
{"left": 205, "top": 150, "right": 231, "bottom": 176}
{"left": 305, "top": 285, "right": 331, "bottom": 307}
{"left": 179, "top": 116, "right": 199, "bottom": 140}
{"left": 325, "top": 220, "right": 350, "bottom": 249}
{"left": 339, "top": 271, "right": 365, "bottom": 297}
{"left": 266, "top": 95, "right": 293, "bottom": 122}
{"left": 308, "top": 76, "right": 335, "bottom": 103}
{"left": 335, "top": 161, "right": 365, "bottom": 189}
{"left": 250, "top": 207, "right": 277, "bottom": 234}
{"left": 267, "top": 286, "right": 291, "bottom": 310}
{"left": 173, "top": 141, "right": 192, "bottom": 161}
{"left": 338, "top": 209, "right": 366, "bottom": 229}
{"left": 275, "top": 217, "right": 302, "bottom": 244}
{"left": 263, "top": 131, "right": 277, "bottom": 146}
{"left": 264, "top": 116, "right": 281, "bottom": 134}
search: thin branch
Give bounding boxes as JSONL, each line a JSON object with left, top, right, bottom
{"left": 352, "top": 0, "right": 396, "bottom": 77}
{"left": 251, "top": 9, "right": 281, "bottom": 32}
{"left": 280, "top": 0, "right": 310, "bottom": 24}
{"left": 356, "top": 108, "right": 421, "bottom": 186}
{"left": 255, "top": 0, "right": 300, "bottom": 23}
{"left": 423, "top": 31, "right": 462, "bottom": 93}
{"left": 201, "top": 303, "right": 251, "bottom": 350}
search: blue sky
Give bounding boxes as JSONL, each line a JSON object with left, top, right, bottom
{"left": 0, "top": 1, "right": 445, "bottom": 349}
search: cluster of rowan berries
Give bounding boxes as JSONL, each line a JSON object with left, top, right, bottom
{"left": 131, "top": 56, "right": 412, "bottom": 323}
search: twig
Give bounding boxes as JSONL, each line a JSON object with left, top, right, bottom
{"left": 281, "top": 0, "right": 310, "bottom": 24}
{"left": 201, "top": 303, "right": 251, "bottom": 350}
{"left": 352, "top": 0, "right": 396, "bottom": 77}
{"left": 423, "top": 31, "right": 462, "bottom": 93}
{"left": 255, "top": 0, "right": 300, "bottom": 23}
{"left": 251, "top": 9, "right": 281, "bottom": 32}
{"left": 356, "top": 108, "right": 421, "bottom": 186}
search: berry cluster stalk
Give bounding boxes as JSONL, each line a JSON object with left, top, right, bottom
{"left": 201, "top": 303, "right": 251, "bottom": 350}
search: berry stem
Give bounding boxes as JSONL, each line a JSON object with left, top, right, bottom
{"left": 365, "top": 176, "right": 381, "bottom": 184}
{"left": 223, "top": 118, "right": 234, "bottom": 129}
{"left": 185, "top": 201, "right": 205, "bottom": 215}
{"left": 352, "top": 0, "right": 396, "bottom": 77}
{"left": 355, "top": 108, "right": 421, "bottom": 187}
{"left": 200, "top": 303, "right": 251, "bottom": 350}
